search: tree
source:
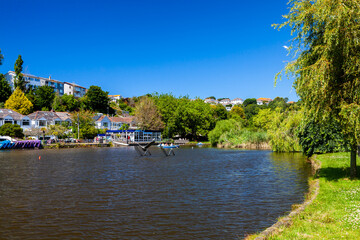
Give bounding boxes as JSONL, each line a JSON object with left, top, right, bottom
{"left": 85, "top": 85, "right": 110, "bottom": 113}
{"left": 34, "top": 86, "right": 55, "bottom": 111}
{"left": 5, "top": 88, "right": 33, "bottom": 115}
{"left": 14, "top": 55, "right": 25, "bottom": 91}
{"left": 276, "top": 0, "right": 360, "bottom": 177}
{"left": 243, "top": 98, "right": 257, "bottom": 107}
{"left": 0, "top": 123, "right": 24, "bottom": 138}
{"left": 71, "top": 110, "right": 96, "bottom": 139}
{"left": 135, "top": 96, "right": 164, "bottom": 130}
{"left": 0, "top": 74, "right": 12, "bottom": 103}
{"left": 229, "top": 105, "right": 245, "bottom": 120}
{"left": 52, "top": 94, "right": 65, "bottom": 112}
{"left": 61, "top": 94, "right": 79, "bottom": 112}
{"left": 211, "top": 104, "right": 228, "bottom": 121}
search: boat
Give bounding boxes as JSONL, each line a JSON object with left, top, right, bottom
{"left": 157, "top": 144, "right": 179, "bottom": 149}
{"left": 196, "top": 142, "right": 204, "bottom": 145}
{"left": 0, "top": 136, "right": 42, "bottom": 150}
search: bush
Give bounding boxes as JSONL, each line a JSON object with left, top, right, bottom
{"left": 0, "top": 123, "right": 24, "bottom": 138}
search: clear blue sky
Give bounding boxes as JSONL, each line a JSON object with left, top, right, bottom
{"left": 0, "top": 0, "right": 297, "bottom": 100}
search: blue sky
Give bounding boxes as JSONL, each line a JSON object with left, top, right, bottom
{"left": 0, "top": 0, "right": 297, "bottom": 100}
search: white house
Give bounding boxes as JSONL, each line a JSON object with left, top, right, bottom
{"left": 204, "top": 98, "right": 218, "bottom": 104}
{"left": 63, "top": 82, "right": 87, "bottom": 98}
{"left": 219, "top": 98, "right": 231, "bottom": 105}
{"left": 231, "top": 98, "right": 243, "bottom": 105}
{"left": 108, "top": 95, "right": 122, "bottom": 102}
{"left": 94, "top": 115, "right": 136, "bottom": 130}
{"left": 257, "top": 98, "right": 273, "bottom": 105}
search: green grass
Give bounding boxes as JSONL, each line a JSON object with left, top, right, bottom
{"left": 249, "top": 152, "right": 360, "bottom": 239}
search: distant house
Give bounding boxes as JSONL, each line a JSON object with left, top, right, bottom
{"left": 55, "top": 112, "right": 73, "bottom": 126}
{"left": 288, "top": 101, "right": 295, "bottom": 104}
{"left": 231, "top": 98, "right": 243, "bottom": 105}
{"left": 0, "top": 109, "right": 27, "bottom": 128}
{"left": 257, "top": 98, "right": 273, "bottom": 105}
{"left": 219, "top": 98, "right": 231, "bottom": 105}
{"left": 204, "top": 98, "right": 218, "bottom": 104}
{"left": 108, "top": 95, "right": 122, "bottom": 102}
{"left": 63, "top": 82, "right": 87, "bottom": 98}
{"left": 94, "top": 114, "right": 136, "bottom": 130}
{"left": 27, "top": 111, "right": 63, "bottom": 128}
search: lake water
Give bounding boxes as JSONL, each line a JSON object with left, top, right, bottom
{"left": 0, "top": 147, "right": 311, "bottom": 239}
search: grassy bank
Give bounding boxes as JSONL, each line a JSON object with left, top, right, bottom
{"left": 248, "top": 152, "right": 360, "bottom": 239}
{"left": 44, "top": 142, "right": 111, "bottom": 149}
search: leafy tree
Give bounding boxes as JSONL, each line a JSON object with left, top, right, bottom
{"left": 208, "top": 119, "right": 241, "bottom": 145}
{"left": 14, "top": 55, "right": 25, "bottom": 91}
{"left": 0, "top": 123, "right": 24, "bottom": 138}
{"left": 71, "top": 110, "right": 96, "bottom": 139}
{"left": 153, "top": 93, "right": 179, "bottom": 137}
{"left": 276, "top": 0, "right": 360, "bottom": 177}
{"left": 268, "top": 97, "right": 288, "bottom": 110}
{"left": 173, "top": 99, "right": 214, "bottom": 140}
{"left": 4, "top": 88, "right": 33, "bottom": 115}
{"left": 52, "top": 94, "right": 65, "bottom": 112}
{"left": 267, "top": 108, "right": 302, "bottom": 152}
{"left": 62, "top": 94, "right": 79, "bottom": 112}
{"left": 298, "top": 117, "right": 347, "bottom": 157}
{"left": 120, "top": 123, "right": 129, "bottom": 130}
{"left": 211, "top": 104, "right": 228, "bottom": 121}
{"left": 47, "top": 124, "right": 69, "bottom": 139}
{"left": 244, "top": 104, "right": 260, "bottom": 120}
{"left": 85, "top": 85, "right": 111, "bottom": 113}
{"left": 206, "top": 96, "right": 216, "bottom": 100}
{"left": 0, "top": 74, "right": 12, "bottom": 103}
{"left": 34, "top": 86, "right": 55, "bottom": 111}
{"left": 243, "top": 98, "right": 257, "bottom": 107}
{"left": 253, "top": 108, "right": 273, "bottom": 130}
{"left": 135, "top": 96, "right": 164, "bottom": 130}
{"left": 229, "top": 105, "right": 245, "bottom": 120}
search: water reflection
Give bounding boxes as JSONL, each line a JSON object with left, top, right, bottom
{"left": 0, "top": 147, "right": 310, "bottom": 239}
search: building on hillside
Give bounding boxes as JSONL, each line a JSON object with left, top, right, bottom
{"left": 27, "top": 111, "right": 63, "bottom": 128}
{"left": 108, "top": 95, "right": 122, "bottom": 102}
{"left": 4, "top": 71, "right": 87, "bottom": 97}
{"left": 231, "top": 98, "right": 243, "bottom": 105}
{"left": 94, "top": 114, "right": 136, "bottom": 130}
{"left": 219, "top": 98, "right": 231, "bottom": 105}
{"left": 204, "top": 98, "right": 218, "bottom": 104}
{"left": 5, "top": 71, "right": 65, "bottom": 95}
{"left": 0, "top": 109, "right": 28, "bottom": 128}
{"left": 257, "top": 98, "right": 273, "bottom": 105}
{"left": 63, "top": 82, "right": 87, "bottom": 98}
{"left": 288, "top": 101, "right": 295, "bottom": 104}
{"left": 55, "top": 112, "right": 73, "bottom": 126}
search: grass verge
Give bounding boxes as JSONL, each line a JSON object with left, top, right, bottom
{"left": 247, "top": 152, "right": 360, "bottom": 240}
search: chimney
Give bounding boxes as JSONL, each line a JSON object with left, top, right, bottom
{"left": 49, "top": 75, "right": 51, "bottom": 80}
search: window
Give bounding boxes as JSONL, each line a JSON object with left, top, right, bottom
{"left": 22, "top": 119, "right": 30, "bottom": 126}
{"left": 39, "top": 120, "right": 46, "bottom": 127}
{"left": 103, "top": 122, "right": 108, "bottom": 127}
{"left": 4, "top": 119, "right": 13, "bottom": 124}
{"left": 55, "top": 121, "right": 61, "bottom": 125}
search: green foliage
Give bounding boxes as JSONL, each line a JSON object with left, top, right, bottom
{"left": 243, "top": 98, "right": 257, "bottom": 107}
{"left": 80, "top": 125, "right": 98, "bottom": 139}
{"left": 267, "top": 108, "right": 302, "bottom": 152}
{"left": 0, "top": 74, "right": 12, "bottom": 103}
{"left": 208, "top": 119, "right": 241, "bottom": 145}
{"left": 118, "top": 99, "right": 134, "bottom": 115}
{"left": 0, "top": 123, "right": 24, "bottom": 138}
{"left": 244, "top": 104, "right": 260, "bottom": 120}
{"left": 85, "top": 85, "right": 111, "bottom": 113}
{"left": 71, "top": 110, "right": 96, "bottom": 138}
{"left": 14, "top": 55, "right": 25, "bottom": 91}
{"left": 206, "top": 96, "right": 216, "bottom": 100}
{"left": 34, "top": 86, "right": 55, "bottom": 111}
{"left": 229, "top": 105, "right": 245, "bottom": 120}
{"left": 46, "top": 124, "right": 69, "bottom": 139}
{"left": 135, "top": 96, "right": 164, "bottom": 130}
{"left": 275, "top": 0, "right": 360, "bottom": 176}
{"left": 253, "top": 108, "right": 273, "bottom": 130}
{"left": 5, "top": 88, "right": 33, "bottom": 115}
{"left": 211, "top": 104, "right": 228, "bottom": 121}
{"left": 119, "top": 123, "right": 129, "bottom": 130}
{"left": 298, "top": 117, "right": 348, "bottom": 157}
{"left": 61, "top": 94, "right": 79, "bottom": 111}
{"left": 52, "top": 94, "right": 65, "bottom": 112}
{"left": 268, "top": 97, "right": 289, "bottom": 110}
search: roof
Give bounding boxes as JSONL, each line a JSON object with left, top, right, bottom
{"left": 63, "top": 82, "right": 86, "bottom": 89}
{"left": 257, "top": 98, "right": 273, "bottom": 102}
{"left": 27, "top": 111, "right": 61, "bottom": 121}
{"left": 55, "top": 112, "right": 72, "bottom": 121}
{"left": 108, "top": 95, "right": 122, "bottom": 97}
{"left": 7, "top": 71, "right": 63, "bottom": 84}
{"left": 109, "top": 116, "right": 135, "bottom": 124}
{"left": 288, "top": 101, "right": 295, "bottom": 104}
{"left": 232, "top": 98, "right": 243, "bottom": 101}
{"left": 219, "top": 98, "right": 231, "bottom": 102}
{"left": 0, "top": 109, "right": 25, "bottom": 120}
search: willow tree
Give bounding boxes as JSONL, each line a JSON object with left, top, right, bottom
{"left": 276, "top": 0, "right": 360, "bottom": 177}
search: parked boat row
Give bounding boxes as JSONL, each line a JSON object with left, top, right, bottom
{"left": 0, "top": 136, "right": 42, "bottom": 150}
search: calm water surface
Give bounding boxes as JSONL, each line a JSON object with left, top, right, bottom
{"left": 0, "top": 147, "right": 311, "bottom": 239}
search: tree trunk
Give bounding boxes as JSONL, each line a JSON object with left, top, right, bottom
{"left": 350, "top": 144, "right": 357, "bottom": 179}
